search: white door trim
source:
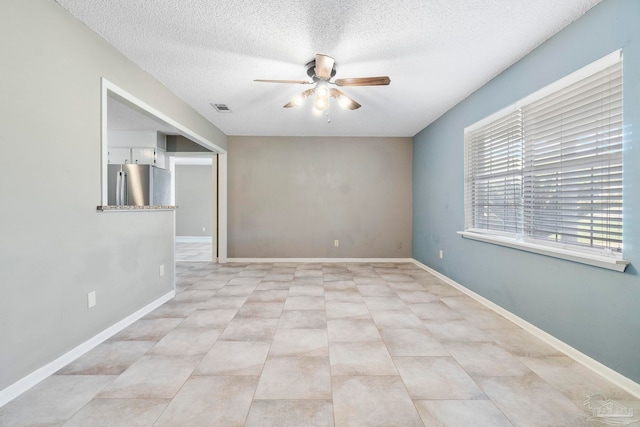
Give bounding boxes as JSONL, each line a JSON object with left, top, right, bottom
{"left": 218, "top": 153, "right": 228, "bottom": 263}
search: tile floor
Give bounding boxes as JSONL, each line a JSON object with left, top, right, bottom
{"left": 1, "top": 262, "right": 638, "bottom": 426}
{"left": 175, "top": 242, "right": 213, "bottom": 262}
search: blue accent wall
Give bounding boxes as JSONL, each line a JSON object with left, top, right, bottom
{"left": 412, "top": 0, "right": 640, "bottom": 383}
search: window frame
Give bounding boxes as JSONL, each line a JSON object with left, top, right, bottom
{"left": 461, "top": 50, "right": 629, "bottom": 272}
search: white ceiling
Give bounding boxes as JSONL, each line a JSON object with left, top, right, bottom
{"left": 57, "top": 0, "right": 601, "bottom": 137}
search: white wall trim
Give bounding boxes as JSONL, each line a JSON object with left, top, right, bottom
{"left": 0, "top": 290, "right": 175, "bottom": 408}
{"left": 176, "top": 236, "right": 212, "bottom": 243}
{"left": 228, "top": 258, "right": 414, "bottom": 263}
{"left": 212, "top": 155, "right": 218, "bottom": 263}
{"left": 218, "top": 153, "right": 228, "bottom": 263}
{"left": 411, "top": 258, "right": 640, "bottom": 399}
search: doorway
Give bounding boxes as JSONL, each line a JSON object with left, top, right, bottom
{"left": 174, "top": 156, "right": 217, "bottom": 262}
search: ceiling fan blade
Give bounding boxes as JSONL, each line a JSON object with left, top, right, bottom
{"left": 330, "top": 88, "right": 361, "bottom": 110}
{"left": 334, "top": 76, "right": 391, "bottom": 87}
{"left": 315, "top": 54, "right": 335, "bottom": 80}
{"left": 283, "top": 89, "right": 315, "bottom": 108}
{"left": 254, "top": 79, "right": 312, "bottom": 84}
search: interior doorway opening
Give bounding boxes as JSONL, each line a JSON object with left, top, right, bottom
{"left": 174, "top": 156, "right": 217, "bottom": 262}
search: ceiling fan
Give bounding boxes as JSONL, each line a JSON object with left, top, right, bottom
{"left": 254, "top": 54, "right": 390, "bottom": 113}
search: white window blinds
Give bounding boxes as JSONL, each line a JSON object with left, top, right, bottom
{"left": 465, "top": 110, "right": 523, "bottom": 235}
{"left": 465, "top": 52, "right": 623, "bottom": 256}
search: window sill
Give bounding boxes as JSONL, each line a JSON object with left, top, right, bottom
{"left": 458, "top": 231, "right": 629, "bottom": 272}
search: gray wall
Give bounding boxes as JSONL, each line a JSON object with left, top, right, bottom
{"left": 228, "top": 136, "right": 412, "bottom": 258}
{"left": 413, "top": 0, "right": 640, "bottom": 383}
{"left": 175, "top": 165, "right": 214, "bottom": 237}
{"left": 0, "top": 0, "right": 226, "bottom": 392}
{"left": 166, "top": 135, "right": 213, "bottom": 152}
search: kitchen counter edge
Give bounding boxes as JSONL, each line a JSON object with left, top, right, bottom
{"left": 97, "top": 205, "right": 178, "bottom": 212}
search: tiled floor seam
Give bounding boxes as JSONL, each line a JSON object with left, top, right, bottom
{"left": 244, "top": 270, "right": 283, "bottom": 426}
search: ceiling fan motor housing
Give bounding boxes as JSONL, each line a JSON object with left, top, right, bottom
{"left": 306, "top": 59, "right": 337, "bottom": 81}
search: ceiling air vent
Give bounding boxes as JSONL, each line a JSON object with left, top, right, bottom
{"left": 211, "top": 103, "right": 232, "bottom": 113}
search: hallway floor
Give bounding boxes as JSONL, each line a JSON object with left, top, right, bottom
{"left": 1, "top": 262, "right": 638, "bottom": 426}
{"left": 175, "top": 241, "right": 213, "bottom": 262}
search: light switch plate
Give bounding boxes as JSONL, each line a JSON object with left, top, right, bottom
{"left": 87, "top": 291, "right": 96, "bottom": 308}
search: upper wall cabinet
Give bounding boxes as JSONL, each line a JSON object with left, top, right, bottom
{"left": 107, "top": 146, "right": 167, "bottom": 167}
{"left": 132, "top": 147, "right": 156, "bottom": 165}
{"left": 107, "top": 147, "right": 131, "bottom": 164}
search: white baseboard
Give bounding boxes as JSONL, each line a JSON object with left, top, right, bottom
{"left": 227, "top": 258, "right": 414, "bottom": 263}
{"left": 176, "top": 236, "right": 211, "bottom": 243}
{"left": 0, "top": 290, "right": 175, "bottom": 408}
{"left": 411, "top": 258, "right": 640, "bottom": 399}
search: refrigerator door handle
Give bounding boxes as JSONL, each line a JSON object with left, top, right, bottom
{"left": 115, "top": 170, "right": 128, "bottom": 205}
{"left": 115, "top": 171, "right": 122, "bottom": 205}
{"left": 122, "top": 171, "right": 128, "bottom": 205}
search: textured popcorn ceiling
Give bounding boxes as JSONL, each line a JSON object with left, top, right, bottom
{"left": 56, "top": 0, "right": 601, "bottom": 137}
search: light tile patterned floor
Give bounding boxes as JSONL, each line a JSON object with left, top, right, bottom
{"left": 1, "top": 262, "right": 638, "bottom": 426}
{"left": 175, "top": 242, "right": 213, "bottom": 262}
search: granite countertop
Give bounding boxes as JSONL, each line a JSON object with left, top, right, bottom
{"left": 97, "top": 205, "right": 178, "bottom": 211}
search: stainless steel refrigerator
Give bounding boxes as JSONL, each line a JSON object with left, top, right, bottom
{"left": 108, "top": 164, "right": 171, "bottom": 206}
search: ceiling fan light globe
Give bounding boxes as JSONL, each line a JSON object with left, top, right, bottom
{"left": 293, "top": 95, "right": 304, "bottom": 106}
{"left": 312, "top": 106, "right": 324, "bottom": 116}
{"left": 313, "top": 96, "right": 329, "bottom": 111}
{"left": 316, "top": 84, "right": 330, "bottom": 99}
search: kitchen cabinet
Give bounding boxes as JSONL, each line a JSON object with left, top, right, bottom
{"left": 156, "top": 148, "right": 166, "bottom": 169}
{"left": 107, "top": 148, "right": 131, "bottom": 164}
{"left": 132, "top": 148, "right": 156, "bottom": 165}
{"left": 107, "top": 147, "right": 166, "bottom": 167}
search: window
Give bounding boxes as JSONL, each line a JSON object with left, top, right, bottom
{"left": 463, "top": 51, "right": 627, "bottom": 271}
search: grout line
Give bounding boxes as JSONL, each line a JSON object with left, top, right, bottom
{"left": 322, "top": 268, "right": 338, "bottom": 427}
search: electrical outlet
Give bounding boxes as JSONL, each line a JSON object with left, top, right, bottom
{"left": 202, "top": 227, "right": 206, "bottom": 232}
{"left": 159, "top": 264, "right": 165, "bottom": 277}
{"left": 439, "top": 249, "right": 443, "bottom": 259}
{"left": 397, "top": 242, "right": 402, "bottom": 249}
{"left": 87, "top": 291, "right": 96, "bottom": 308}
{"left": 334, "top": 240, "right": 339, "bottom": 247}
